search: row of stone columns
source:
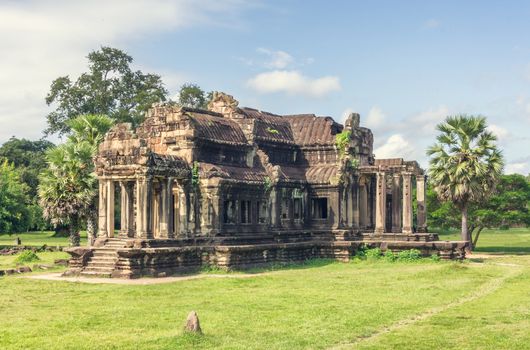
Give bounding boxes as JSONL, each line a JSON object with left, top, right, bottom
{"left": 367, "top": 172, "right": 426, "bottom": 234}
{"left": 98, "top": 177, "right": 180, "bottom": 240}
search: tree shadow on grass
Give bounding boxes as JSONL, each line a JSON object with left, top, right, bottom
{"left": 474, "top": 246, "right": 530, "bottom": 255}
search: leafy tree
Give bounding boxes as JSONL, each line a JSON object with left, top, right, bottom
{"left": 0, "top": 161, "right": 31, "bottom": 233}
{"left": 426, "top": 184, "right": 460, "bottom": 230}
{"left": 45, "top": 47, "right": 167, "bottom": 136}
{"left": 0, "top": 138, "right": 54, "bottom": 199}
{"left": 178, "top": 83, "right": 212, "bottom": 109}
{"left": 427, "top": 115, "right": 504, "bottom": 247}
{"left": 428, "top": 174, "right": 530, "bottom": 248}
{"left": 39, "top": 142, "right": 96, "bottom": 246}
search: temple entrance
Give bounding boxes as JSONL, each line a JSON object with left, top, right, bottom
{"left": 385, "top": 193, "right": 392, "bottom": 232}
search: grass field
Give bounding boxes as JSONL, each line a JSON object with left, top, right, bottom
{"left": 0, "top": 231, "right": 87, "bottom": 247}
{"left": 0, "top": 228, "right": 529, "bottom": 349}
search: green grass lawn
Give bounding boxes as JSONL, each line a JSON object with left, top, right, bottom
{"left": 0, "top": 228, "right": 528, "bottom": 349}
{"left": 0, "top": 231, "right": 87, "bottom": 247}
{"left": 438, "top": 227, "right": 530, "bottom": 254}
{"left": 0, "top": 251, "right": 70, "bottom": 270}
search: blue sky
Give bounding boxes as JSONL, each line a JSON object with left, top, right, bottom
{"left": 1, "top": 0, "right": 529, "bottom": 173}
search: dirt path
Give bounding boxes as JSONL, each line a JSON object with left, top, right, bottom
{"left": 328, "top": 263, "right": 524, "bottom": 349}
{"left": 24, "top": 272, "right": 271, "bottom": 285}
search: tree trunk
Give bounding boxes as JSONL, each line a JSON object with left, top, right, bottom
{"left": 69, "top": 226, "right": 81, "bottom": 246}
{"left": 68, "top": 216, "right": 81, "bottom": 247}
{"left": 472, "top": 226, "right": 484, "bottom": 249}
{"left": 86, "top": 212, "right": 97, "bottom": 246}
{"left": 461, "top": 203, "right": 470, "bottom": 242}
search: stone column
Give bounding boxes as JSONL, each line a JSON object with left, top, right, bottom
{"left": 167, "top": 178, "right": 175, "bottom": 238}
{"left": 416, "top": 174, "right": 427, "bottom": 232}
{"left": 179, "top": 190, "right": 188, "bottom": 237}
{"left": 352, "top": 178, "right": 360, "bottom": 229}
{"left": 374, "top": 172, "right": 386, "bottom": 234}
{"left": 270, "top": 187, "right": 281, "bottom": 228}
{"left": 106, "top": 180, "right": 115, "bottom": 238}
{"left": 98, "top": 180, "right": 108, "bottom": 237}
{"left": 359, "top": 177, "right": 368, "bottom": 229}
{"left": 340, "top": 187, "right": 348, "bottom": 228}
{"left": 402, "top": 173, "right": 413, "bottom": 234}
{"left": 346, "top": 186, "right": 353, "bottom": 227}
{"left": 136, "top": 176, "right": 153, "bottom": 239}
{"left": 391, "top": 174, "right": 402, "bottom": 233}
{"left": 158, "top": 178, "right": 172, "bottom": 238}
{"left": 119, "top": 181, "right": 134, "bottom": 238}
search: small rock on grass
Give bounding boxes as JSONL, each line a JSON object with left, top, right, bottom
{"left": 184, "top": 311, "right": 202, "bottom": 334}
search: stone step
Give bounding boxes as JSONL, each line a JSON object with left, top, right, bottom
{"left": 80, "top": 270, "right": 112, "bottom": 278}
{"left": 93, "top": 250, "right": 118, "bottom": 256}
{"left": 88, "top": 256, "right": 117, "bottom": 262}
{"left": 87, "top": 259, "right": 117, "bottom": 265}
{"left": 83, "top": 265, "right": 115, "bottom": 272}
{"left": 86, "top": 262, "right": 117, "bottom": 268}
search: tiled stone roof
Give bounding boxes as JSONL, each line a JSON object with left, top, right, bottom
{"left": 200, "top": 163, "right": 268, "bottom": 183}
{"left": 284, "top": 114, "right": 343, "bottom": 146}
{"left": 279, "top": 165, "right": 338, "bottom": 185}
{"left": 189, "top": 112, "right": 248, "bottom": 146}
{"left": 240, "top": 108, "right": 295, "bottom": 144}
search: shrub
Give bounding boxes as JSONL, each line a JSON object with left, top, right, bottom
{"left": 383, "top": 250, "right": 397, "bottom": 262}
{"left": 430, "top": 253, "right": 441, "bottom": 262}
{"left": 14, "top": 250, "right": 40, "bottom": 264}
{"left": 396, "top": 249, "right": 422, "bottom": 262}
{"left": 365, "top": 248, "right": 382, "bottom": 260}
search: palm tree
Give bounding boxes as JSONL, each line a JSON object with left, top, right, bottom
{"left": 39, "top": 114, "right": 113, "bottom": 246}
{"left": 66, "top": 114, "right": 113, "bottom": 146}
{"left": 66, "top": 114, "right": 113, "bottom": 244}
{"left": 427, "top": 115, "right": 504, "bottom": 247}
{"left": 39, "top": 142, "right": 96, "bottom": 246}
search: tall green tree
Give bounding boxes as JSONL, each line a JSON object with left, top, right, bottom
{"left": 0, "top": 138, "right": 54, "bottom": 199}
{"left": 0, "top": 138, "right": 55, "bottom": 231}
{"left": 178, "top": 83, "right": 212, "bottom": 109}
{"left": 45, "top": 47, "right": 167, "bottom": 136}
{"left": 0, "top": 161, "right": 31, "bottom": 233}
{"left": 427, "top": 174, "right": 530, "bottom": 248}
{"left": 67, "top": 114, "right": 113, "bottom": 243}
{"left": 427, "top": 115, "right": 504, "bottom": 246}
{"left": 39, "top": 115, "right": 113, "bottom": 246}
{"left": 39, "top": 142, "right": 96, "bottom": 246}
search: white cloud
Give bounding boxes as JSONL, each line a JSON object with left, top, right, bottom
{"left": 424, "top": 19, "right": 441, "bottom": 28}
{"left": 374, "top": 134, "right": 415, "bottom": 160}
{"left": 0, "top": 0, "right": 252, "bottom": 142}
{"left": 409, "top": 105, "right": 449, "bottom": 133}
{"left": 505, "top": 162, "right": 530, "bottom": 175}
{"left": 247, "top": 70, "right": 341, "bottom": 97}
{"left": 487, "top": 124, "right": 510, "bottom": 141}
{"left": 365, "top": 106, "right": 386, "bottom": 129}
{"left": 257, "top": 48, "right": 294, "bottom": 69}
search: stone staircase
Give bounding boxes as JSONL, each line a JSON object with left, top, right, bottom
{"left": 80, "top": 238, "right": 127, "bottom": 277}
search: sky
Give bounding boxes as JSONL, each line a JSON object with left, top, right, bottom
{"left": 1, "top": 0, "right": 530, "bottom": 173}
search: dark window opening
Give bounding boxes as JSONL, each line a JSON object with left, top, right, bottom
{"left": 311, "top": 198, "right": 328, "bottom": 219}
{"left": 281, "top": 199, "right": 289, "bottom": 219}
{"left": 293, "top": 198, "right": 302, "bottom": 220}
{"left": 257, "top": 201, "right": 267, "bottom": 224}
{"left": 241, "top": 200, "right": 251, "bottom": 224}
{"left": 223, "top": 200, "right": 237, "bottom": 224}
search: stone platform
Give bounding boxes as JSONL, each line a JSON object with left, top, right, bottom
{"left": 64, "top": 231, "right": 467, "bottom": 279}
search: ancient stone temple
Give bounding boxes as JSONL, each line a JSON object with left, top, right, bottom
{"left": 65, "top": 92, "right": 466, "bottom": 278}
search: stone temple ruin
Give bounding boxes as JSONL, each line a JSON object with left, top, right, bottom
{"left": 65, "top": 92, "right": 466, "bottom": 278}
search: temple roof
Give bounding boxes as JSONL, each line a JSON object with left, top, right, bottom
{"left": 284, "top": 114, "right": 343, "bottom": 146}
{"left": 188, "top": 111, "right": 248, "bottom": 146}
{"left": 279, "top": 164, "right": 338, "bottom": 185}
